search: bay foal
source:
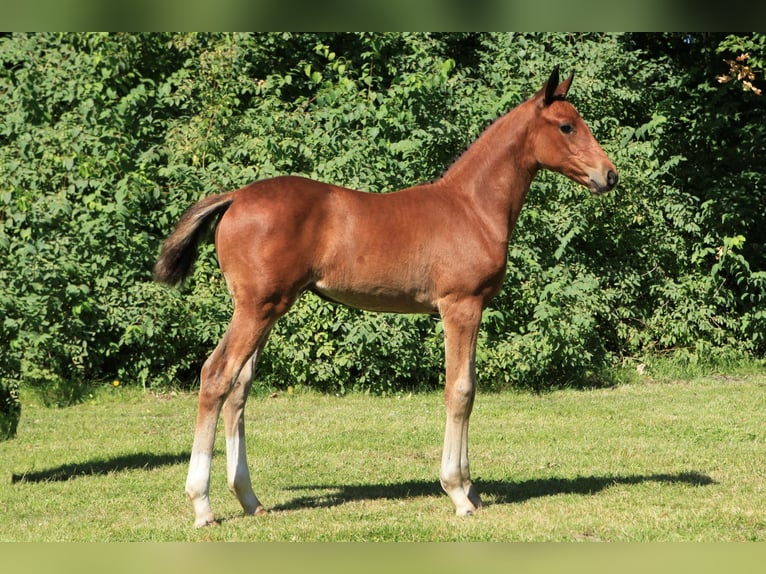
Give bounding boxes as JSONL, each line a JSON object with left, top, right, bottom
{"left": 154, "top": 66, "right": 618, "bottom": 527}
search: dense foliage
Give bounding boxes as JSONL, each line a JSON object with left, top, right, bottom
{"left": 1, "top": 33, "right": 764, "bottom": 428}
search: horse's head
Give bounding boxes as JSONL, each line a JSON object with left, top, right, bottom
{"left": 529, "top": 66, "right": 618, "bottom": 195}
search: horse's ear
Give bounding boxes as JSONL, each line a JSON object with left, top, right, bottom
{"left": 536, "top": 66, "right": 574, "bottom": 107}
{"left": 543, "top": 65, "right": 560, "bottom": 106}
{"left": 553, "top": 70, "right": 574, "bottom": 101}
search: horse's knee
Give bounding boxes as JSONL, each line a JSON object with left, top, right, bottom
{"left": 445, "top": 379, "right": 475, "bottom": 414}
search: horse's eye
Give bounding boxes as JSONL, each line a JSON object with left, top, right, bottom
{"left": 560, "top": 124, "right": 573, "bottom": 134}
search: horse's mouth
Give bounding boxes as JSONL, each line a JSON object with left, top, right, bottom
{"left": 589, "top": 169, "right": 618, "bottom": 195}
{"left": 589, "top": 180, "right": 610, "bottom": 195}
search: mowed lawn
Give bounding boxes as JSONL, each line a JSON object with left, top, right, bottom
{"left": 1, "top": 375, "right": 764, "bottom": 541}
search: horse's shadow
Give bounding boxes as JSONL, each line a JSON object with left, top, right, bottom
{"left": 271, "top": 471, "right": 715, "bottom": 511}
{"left": 10, "top": 452, "right": 189, "bottom": 484}
{"left": 11, "top": 454, "right": 715, "bottom": 515}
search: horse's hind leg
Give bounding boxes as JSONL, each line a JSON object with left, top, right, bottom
{"left": 222, "top": 330, "right": 273, "bottom": 517}
{"left": 185, "top": 309, "right": 274, "bottom": 527}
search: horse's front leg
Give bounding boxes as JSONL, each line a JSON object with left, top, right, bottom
{"left": 439, "top": 297, "right": 483, "bottom": 516}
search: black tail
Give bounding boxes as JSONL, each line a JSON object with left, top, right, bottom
{"left": 153, "top": 192, "right": 235, "bottom": 286}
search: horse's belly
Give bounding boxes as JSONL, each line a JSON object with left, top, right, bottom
{"left": 311, "top": 280, "right": 437, "bottom": 315}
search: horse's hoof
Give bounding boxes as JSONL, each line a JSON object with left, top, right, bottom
{"left": 455, "top": 505, "right": 476, "bottom": 517}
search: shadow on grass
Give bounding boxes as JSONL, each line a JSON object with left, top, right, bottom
{"left": 272, "top": 471, "right": 715, "bottom": 511}
{"left": 10, "top": 452, "right": 189, "bottom": 484}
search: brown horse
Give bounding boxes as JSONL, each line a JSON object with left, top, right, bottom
{"left": 154, "top": 66, "right": 617, "bottom": 527}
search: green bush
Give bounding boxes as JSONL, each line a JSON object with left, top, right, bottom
{"left": 1, "top": 33, "right": 764, "bottom": 408}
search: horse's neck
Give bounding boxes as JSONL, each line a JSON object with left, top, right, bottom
{"left": 439, "top": 104, "right": 538, "bottom": 242}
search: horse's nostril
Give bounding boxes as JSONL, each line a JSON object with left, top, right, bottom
{"left": 607, "top": 169, "right": 618, "bottom": 188}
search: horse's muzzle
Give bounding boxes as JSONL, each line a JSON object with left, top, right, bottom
{"left": 590, "top": 168, "right": 618, "bottom": 195}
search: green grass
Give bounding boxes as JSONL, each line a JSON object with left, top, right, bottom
{"left": 1, "top": 374, "right": 765, "bottom": 541}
